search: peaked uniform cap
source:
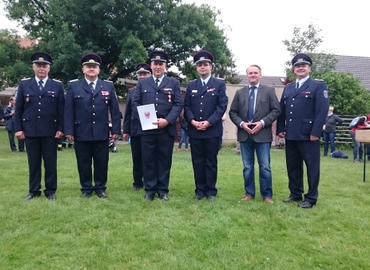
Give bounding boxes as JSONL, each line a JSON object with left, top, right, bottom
{"left": 135, "top": 62, "right": 152, "bottom": 74}
{"left": 193, "top": 50, "right": 214, "bottom": 64}
{"left": 291, "top": 53, "right": 312, "bottom": 66}
{"left": 80, "top": 53, "right": 102, "bottom": 66}
{"left": 31, "top": 51, "right": 52, "bottom": 65}
{"left": 149, "top": 50, "right": 169, "bottom": 63}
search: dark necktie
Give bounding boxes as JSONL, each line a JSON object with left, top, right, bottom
{"left": 202, "top": 81, "right": 206, "bottom": 86}
{"left": 38, "top": 80, "right": 44, "bottom": 91}
{"left": 90, "top": 82, "right": 94, "bottom": 93}
{"left": 296, "top": 82, "right": 299, "bottom": 92}
{"left": 155, "top": 78, "right": 160, "bottom": 87}
{"left": 247, "top": 86, "right": 256, "bottom": 122}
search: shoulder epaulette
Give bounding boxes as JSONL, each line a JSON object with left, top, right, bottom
{"left": 69, "top": 79, "right": 79, "bottom": 82}
{"left": 104, "top": 80, "right": 113, "bottom": 83}
{"left": 53, "top": 79, "right": 62, "bottom": 83}
{"left": 21, "top": 77, "right": 30, "bottom": 81}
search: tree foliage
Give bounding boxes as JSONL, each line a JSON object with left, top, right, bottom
{"left": 2, "top": 0, "right": 235, "bottom": 93}
{"left": 283, "top": 23, "right": 370, "bottom": 115}
{"left": 282, "top": 23, "right": 337, "bottom": 79}
{"left": 0, "top": 29, "right": 34, "bottom": 89}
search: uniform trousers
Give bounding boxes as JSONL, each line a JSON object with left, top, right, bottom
{"left": 74, "top": 140, "right": 109, "bottom": 194}
{"left": 189, "top": 136, "right": 221, "bottom": 197}
{"left": 141, "top": 132, "right": 174, "bottom": 195}
{"left": 8, "top": 129, "right": 25, "bottom": 151}
{"left": 130, "top": 136, "right": 143, "bottom": 188}
{"left": 25, "top": 137, "right": 57, "bottom": 196}
{"left": 285, "top": 140, "right": 320, "bottom": 203}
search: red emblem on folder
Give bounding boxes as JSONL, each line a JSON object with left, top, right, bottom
{"left": 144, "top": 112, "right": 150, "bottom": 119}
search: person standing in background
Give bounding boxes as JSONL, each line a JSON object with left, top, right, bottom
{"left": 0, "top": 102, "right": 4, "bottom": 121}
{"left": 322, "top": 106, "right": 343, "bottom": 156}
{"left": 123, "top": 62, "right": 152, "bottom": 190}
{"left": 4, "top": 96, "right": 25, "bottom": 152}
{"left": 177, "top": 113, "right": 189, "bottom": 151}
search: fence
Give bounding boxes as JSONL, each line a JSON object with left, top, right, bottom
{"left": 333, "top": 115, "right": 354, "bottom": 145}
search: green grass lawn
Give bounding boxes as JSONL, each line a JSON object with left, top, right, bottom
{"left": 0, "top": 127, "right": 369, "bottom": 269}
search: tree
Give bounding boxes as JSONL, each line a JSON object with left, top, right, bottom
{"left": 319, "top": 72, "right": 370, "bottom": 115}
{"left": 282, "top": 23, "right": 337, "bottom": 80}
{"left": 0, "top": 29, "right": 34, "bottom": 89}
{"left": 283, "top": 23, "right": 370, "bottom": 115}
{"left": 2, "top": 0, "right": 234, "bottom": 92}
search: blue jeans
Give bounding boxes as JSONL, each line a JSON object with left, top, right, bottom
{"left": 351, "top": 132, "right": 363, "bottom": 160}
{"left": 178, "top": 129, "right": 189, "bottom": 149}
{"left": 240, "top": 136, "right": 273, "bottom": 199}
{"left": 323, "top": 132, "right": 336, "bottom": 155}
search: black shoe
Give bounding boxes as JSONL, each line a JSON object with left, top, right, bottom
{"left": 19, "top": 149, "right": 26, "bottom": 152}
{"left": 82, "top": 193, "right": 92, "bottom": 198}
{"left": 97, "top": 191, "right": 107, "bottom": 198}
{"left": 298, "top": 201, "right": 315, "bottom": 208}
{"left": 24, "top": 193, "right": 40, "bottom": 200}
{"left": 194, "top": 194, "right": 204, "bottom": 200}
{"left": 207, "top": 195, "right": 216, "bottom": 200}
{"left": 144, "top": 193, "right": 155, "bottom": 201}
{"left": 57, "top": 148, "right": 63, "bottom": 151}
{"left": 283, "top": 197, "right": 302, "bottom": 203}
{"left": 159, "top": 194, "right": 169, "bottom": 201}
{"left": 133, "top": 186, "right": 143, "bottom": 191}
{"left": 47, "top": 193, "right": 57, "bottom": 201}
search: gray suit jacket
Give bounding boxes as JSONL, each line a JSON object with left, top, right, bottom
{"left": 229, "top": 84, "right": 281, "bottom": 143}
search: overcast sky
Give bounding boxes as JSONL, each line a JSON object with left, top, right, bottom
{"left": 2, "top": 0, "right": 370, "bottom": 76}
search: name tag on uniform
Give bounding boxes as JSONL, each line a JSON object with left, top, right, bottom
{"left": 192, "top": 90, "right": 197, "bottom": 93}
{"left": 163, "top": 88, "right": 172, "bottom": 92}
{"left": 101, "top": 91, "right": 109, "bottom": 96}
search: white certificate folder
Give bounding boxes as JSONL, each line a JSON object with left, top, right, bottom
{"left": 137, "top": 104, "right": 158, "bottom": 131}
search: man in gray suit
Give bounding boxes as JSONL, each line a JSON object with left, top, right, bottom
{"left": 229, "top": 65, "right": 280, "bottom": 204}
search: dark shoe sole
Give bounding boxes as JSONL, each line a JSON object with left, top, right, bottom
{"left": 282, "top": 197, "right": 302, "bottom": 203}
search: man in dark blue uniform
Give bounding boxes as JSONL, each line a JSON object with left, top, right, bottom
{"left": 132, "top": 50, "right": 183, "bottom": 201}
{"left": 15, "top": 51, "right": 65, "bottom": 200}
{"left": 277, "top": 53, "right": 329, "bottom": 208}
{"left": 123, "top": 63, "right": 152, "bottom": 190}
{"left": 64, "top": 53, "right": 121, "bottom": 199}
{"left": 184, "top": 50, "right": 228, "bottom": 200}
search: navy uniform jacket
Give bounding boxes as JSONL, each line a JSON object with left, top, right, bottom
{"left": 0, "top": 102, "right": 4, "bottom": 120}
{"left": 4, "top": 105, "right": 15, "bottom": 131}
{"left": 184, "top": 77, "right": 228, "bottom": 138}
{"left": 276, "top": 77, "right": 329, "bottom": 140}
{"left": 123, "top": 87, "right": 141, "bottom": 137}
{"left": 132, "top": 76, "right": 183, "bottom": 136}
{"left": 64, "top": 79, "right": 121, "bottom": 141}
{"left": 15, "top": 77, "right": 65, "bottom": 137}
